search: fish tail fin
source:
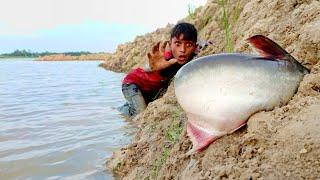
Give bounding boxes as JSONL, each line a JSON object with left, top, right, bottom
{"left": 247, "top": 35, "right": 309, "bottom": 74}
{"left": 187, "top": 121, "right": 219, "bottom": 153}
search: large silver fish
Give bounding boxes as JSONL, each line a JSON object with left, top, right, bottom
{"left": 174, "top": 35, "right": 309, "bottom": 153}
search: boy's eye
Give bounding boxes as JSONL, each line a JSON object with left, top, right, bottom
{"left": 175, "top": 42, "right": 181, "bottom": 46}
{"left": 186, "top": 43, "right": 193, "bottom": 48}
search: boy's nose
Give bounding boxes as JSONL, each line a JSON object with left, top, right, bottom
{"left": 179, "top": 44, "right": 186, "bottom": 53}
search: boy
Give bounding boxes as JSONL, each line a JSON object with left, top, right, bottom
{"left": 119, "top": 22, "right": 198, "bottom": 117}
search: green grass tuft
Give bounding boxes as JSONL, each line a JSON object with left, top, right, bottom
{"left": 148, "top": 109, "right": 183, "bottom": 179}
{"left": 218, "top": 0, "right": 241, "bottom": 52}
{"left": 187, "top": 3, "right": 196, "bottom": 18}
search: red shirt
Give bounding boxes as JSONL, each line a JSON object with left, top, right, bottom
{"left": 122, "top": 68, "right": 167, "bottom": 95}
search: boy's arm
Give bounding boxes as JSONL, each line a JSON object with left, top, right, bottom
{"left": 143, "top": 62, "right": 152, "bottom": 72}
{"left": 146, "top": 41, "right": 177, "bottom": 72}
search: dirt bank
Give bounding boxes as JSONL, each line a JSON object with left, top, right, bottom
{"left": 103, "top": 0, "right": 320, "bottom": 179}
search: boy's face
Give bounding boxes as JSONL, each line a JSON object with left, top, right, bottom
{"left": 170, "top": 34, "right": 196, "bottom": 65}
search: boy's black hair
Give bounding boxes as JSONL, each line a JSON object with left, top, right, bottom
{"left": 170, "top": 22, "right": 197, "bottom": 43}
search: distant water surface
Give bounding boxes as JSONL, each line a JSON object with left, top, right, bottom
{"left": 0, "top": 59, "right": 134, "bottom": 179}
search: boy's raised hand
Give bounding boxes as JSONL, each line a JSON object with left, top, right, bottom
{"left": 147, "top": 41, "right": 177, "bottom": 71}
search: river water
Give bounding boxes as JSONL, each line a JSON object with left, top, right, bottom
{"left": 0, "top": 59, "right": 134, "bottom": 179}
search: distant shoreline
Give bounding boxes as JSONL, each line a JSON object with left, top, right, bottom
{"left": 36, "top": 53, "right": 111, "bottom": 61}
{"left": 0, "top": 50, "right": 110, "bottom": 61}
{"left": 0, "top": 56, "right": 35, "bottom": 59}
{"left": 0, "top": 55, "right": 108, "bottom": 61}
{"left": 0, "top": 56, "right": 105, "bottom": 61}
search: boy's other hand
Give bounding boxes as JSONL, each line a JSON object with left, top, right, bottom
{"left": 147, "top": 41, "right": 177, "bottom": 71}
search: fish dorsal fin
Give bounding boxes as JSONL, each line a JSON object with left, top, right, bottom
{"left": 247, "top": 35, "right": 290, "bottom": 60}
{"left": 247, "top": 35, "right": 309, "bottom": 73}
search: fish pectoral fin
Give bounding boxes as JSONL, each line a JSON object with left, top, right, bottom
{"left": 187, "top": 121, "right": 224, "bottom": 153}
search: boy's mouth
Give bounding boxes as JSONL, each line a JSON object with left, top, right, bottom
{"left": 178, "top": 55, "right": 187, "bottom": 61}
{"left": 177, "top": 56, "right": 188, "bottom": 64}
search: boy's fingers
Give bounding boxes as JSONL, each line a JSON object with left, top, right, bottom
{"left": 164, "top": 41, "right": 171, "bottom": 51}
{"left": 152, "top": 42, "right": 160, "bottom": 54}
{"left": 147, "top": 52, "right": 152, "bottom": 60}
{"left": 162, "top": 41, "right": 168, "bottom": 49}
{"left": 159, "top": 42, "right": 165, "bottom": 53}
{"left": 167, "top": 58, "right": 178, "bottom": 65}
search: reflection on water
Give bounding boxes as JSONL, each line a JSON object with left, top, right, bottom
{"left": 0, "top": 59, "right": 135, "bottom": 179}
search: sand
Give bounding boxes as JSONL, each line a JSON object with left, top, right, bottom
{"left": 103, "top": 0, "right": 320, "bottom": 179}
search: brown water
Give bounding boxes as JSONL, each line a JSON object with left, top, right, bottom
{"left": 0, "top": 59, "right": 135, "bottom": 179}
